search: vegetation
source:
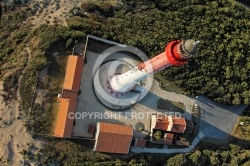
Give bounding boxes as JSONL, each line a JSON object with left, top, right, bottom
{"left": 154, "top": 73, "right": 184, "bottom": 93}
{"left": 166, "top": 145, "right": 250, "bottom": 166}
{"left": 67, "top": 0, "right": 250, "bottom": 105}
{"left": 234, "top": 106, "right": 250, "bottom": 141}
{"left": 1, "top": 1, "right": 250, "bottom": 165}
{"left": 3, "top": 74, "right": 18, "bottom": 91}
{"left": 22, "top": 25, "right": 85, "bottom": 134}
{"left": 153, "top": 130, "right": 162, "bottom": 141}
{"left": 19, "top": 24, "right": 85, "bottom": 110}
{"left": 28, "top": 138, "right": 249, "bottom": 166}
{"left": 34, "top": 139, "right": 166, "bottom": 165}
{"left": 234, "top": 115, "right": 250, "bottom": 140}
{"left": 0, "top": 9, "right": 29, "bottom": 70}
{"left": 0, "top": 6, "right": 85, "bottom": 134}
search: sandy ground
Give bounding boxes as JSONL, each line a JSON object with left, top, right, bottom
{"left": 1, "top": 0, "right": 87, "bottom": 164}
{"left": 27, "top": 0, "right": 81, "bottom": 27}
{"left": 0, "top": 46, "right": 44, "bottom": 165}
{"left": 2, "top": 0, "right": 85, "bottom": 28}
{"left": 0, "top": 82, "right": 43, "bottom": 165}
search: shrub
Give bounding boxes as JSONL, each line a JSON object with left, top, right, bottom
{"left": 66, "top": 38, "right": 73, "bottom": 48}
{"left": 80, "top": 2, "right": 99, "bottom": 12}
{"left": 99, "top": 2, "right": 114, "bottom": 17}
{"left": 3, "top": 74, "right": 18, "bottom": 91}
{"left": 153, "top": 131, "right": 162, "bottom": 141}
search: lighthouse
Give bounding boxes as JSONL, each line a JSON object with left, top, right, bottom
{"left": 109, "top": 39, "right": 200, "bottom": 93}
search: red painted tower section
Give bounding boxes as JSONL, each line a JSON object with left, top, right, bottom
{"left": 138, "top": 40, "right": 190, "bottom": 73}
{"left": 110, "top": 39, "right": 200, "bottom": 93}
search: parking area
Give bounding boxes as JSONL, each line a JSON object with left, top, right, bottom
{"left": 196, "top": 96, "right": 245, "bottom": 139}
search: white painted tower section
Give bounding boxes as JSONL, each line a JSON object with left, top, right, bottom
{"left": 110, "top": 68, "right": 148, "bottom": 93}
{"left": 110, "top": 40, "right": 200, "bottom": 94}
{"left": 110, "top": 52, "right": 172, "bottom": 93}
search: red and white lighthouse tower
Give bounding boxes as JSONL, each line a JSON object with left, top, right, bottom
{"left": 110, "top": 39, "right": 200, "bottom": 93}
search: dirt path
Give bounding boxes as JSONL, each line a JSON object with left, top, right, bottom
{"left": 0, "top": 45, "right": 44, "bottom": 165}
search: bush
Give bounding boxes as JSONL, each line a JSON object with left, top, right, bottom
{"left": 153, "top": 130, "right": 162, "bottom": 141}
{"left": 167, "top": 154, "right": 188, "bottom": 166}
{"left": 99, "top": 2, "right": 114, "bottom": 17}
{"left": 66, "top": 38, "right": 73, "bottom": 48}
{"left": 80, "top": 2, "right": 99, "bottom": 12}
{"left": 3, "top": 74, "right": 18, "bottom": 91}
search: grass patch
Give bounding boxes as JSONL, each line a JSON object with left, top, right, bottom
{"left": 234, "top": 115, "right": 250, "bottom": 141}
{"left": 154, "top": 73, "right": 185, "bottom": 94}
{"left": 38, "top": 139, "right": 114, "bottom": 165}
{"left": 20, "top": 24, "right": 85, "bottom": 108}
{"left": 20, "top": 67, "right": 39, "bottom": 109}
{"left": 157, "top": 98, "right": 185, "bottom": 113}
{"left": 36, "top": 139, "right": 167, "bottom": 165}
{"left": 26, "top": 46, "right": 69, "bottom": 135}
{"left": 47, "top": 52, "right": 68, "bottom": 92}
{"left": 27, "top": 100, "right": 57, "bottom": 135}
{"left": 233, "top": 105, "right": 250, "bottom": 141}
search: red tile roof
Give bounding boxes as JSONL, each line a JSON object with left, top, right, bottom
{"left": 63, "top": 55, "right": 84, "bottom": 91}
{"left": 54, "top": 98, "right": 76, "bottom": 138}
{"left": 94, "top": 122, "right": 133, "bottom": 154}
{"left": 54, "top": 55, "right": 84, "bottom": 138}
{"left": 154, "top": 115, "right": 186, "bottom": 133}
{"left": 165, "top": 133, "right": 174, "bottom": 145}
{"left": 171, "top": 116, "right": 186, "bottom": 133}
{"left": 155, "top": 122, "right": 169, "bottom": 130}
{"left": 155, "top": 115, "right": 170, "bottom": 130}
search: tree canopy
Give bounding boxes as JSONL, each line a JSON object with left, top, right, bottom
{"left": 67, "top": 0, "right": 250, "bottom": 105}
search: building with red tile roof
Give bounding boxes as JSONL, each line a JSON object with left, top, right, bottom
{"left": 154, "top": 114, "right": 187, "bottom": 133}
{"left": 165, "top": 133, "right": 174, "bottom": 145}
{"left": 54, "top": 55, "right": 84, "bottom": 138}
{"left": 94, "top": 122, "right": 133, "bottom": 154}
{"left": 62, "top": 55, "right": 84, "bottom": 92}
{"left": 54, "top": 98, "right": 77, "bottom": 138}
{"left": 151, "top": 114, "right": 193, "bottom": 146}
{"left": 171, "top": 116, "right": 186, "bottom": 133}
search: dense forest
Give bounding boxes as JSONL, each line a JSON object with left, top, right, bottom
{"left": 65, "top": 0, "right": 250, "bottom": 105}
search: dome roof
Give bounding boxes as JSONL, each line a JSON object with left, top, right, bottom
{"left": 182, "top": 39, "right": 200, "bottom": 55}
